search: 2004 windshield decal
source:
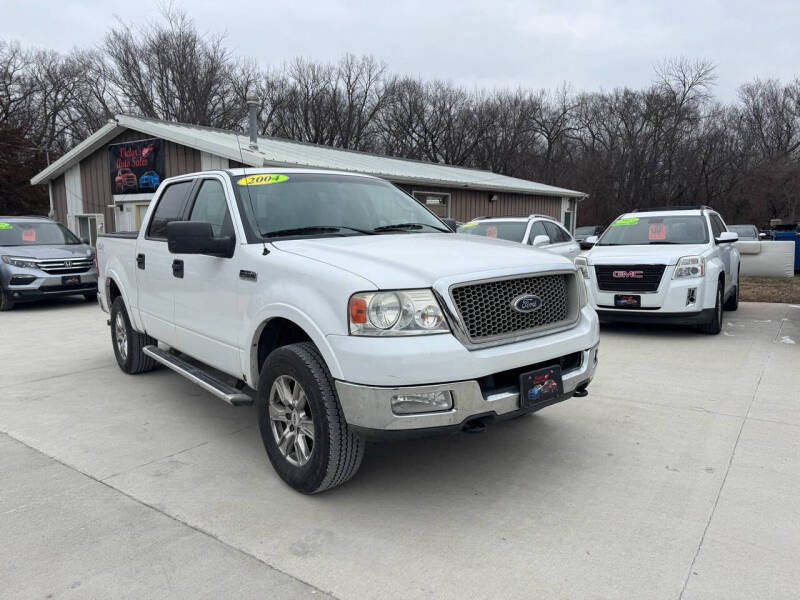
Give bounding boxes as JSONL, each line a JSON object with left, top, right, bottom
{"left": 237, "top": 174, "right": 289, "bottom": 186}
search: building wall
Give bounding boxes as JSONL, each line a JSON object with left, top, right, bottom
{"left": 52, "top": 175, "right": 67, "bottom": 224}
{"left": 397, "top": 183, "right": 563, "bottom": 223}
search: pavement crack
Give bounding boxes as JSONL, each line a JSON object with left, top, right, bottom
{"left": 677, "top": 349, "right": 771, "bottom": 600}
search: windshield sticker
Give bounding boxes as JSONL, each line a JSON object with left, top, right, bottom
{"left": 237, "top": 174, "right": 288, "bottom": 186}
{"left": 459, "top": 222, "right": 478, "bottom": 229}
{"left": 612, "top": 217, "right": 639, "bottom": 226}
{"left": 486, "top": 225, "right": 498, "bottom": 238}
{"left": 0, "top": 222, "right": 11, "bottom": 229}
{"left": 22, "top": 229, "right": 36, "bottom": 242}
{"left": 648, "top": 223, "right": 666, "bottom": 240}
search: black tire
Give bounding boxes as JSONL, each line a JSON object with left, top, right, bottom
{"left": 84, "top": 292, "right": 98, "bottom": 302}
{"left": 723, "top": 273, "right": 739, "bottom": 311}
{"left": 0, "top": 289, "right": 14, "bottom": 311}
{"left": 698, "top": 281, "right": 723, "bottom": 335}
{"left": 110, "top": 296, "right": 158, "bottom": 374}
{"left": 257, "top": 342, "right": 364, "bottom": 494}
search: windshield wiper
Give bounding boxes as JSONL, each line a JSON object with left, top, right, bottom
{"left": 262, "top": 225, "right": 376, "bottom": 238}
{"left": 372, "top": 222, "right": 450, "bottom": 233}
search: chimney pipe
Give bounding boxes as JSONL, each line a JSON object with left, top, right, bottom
{"left": 246, "top": 96, "right": 259, "bottom": 150}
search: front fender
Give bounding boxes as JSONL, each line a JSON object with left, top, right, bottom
{"left": 244, "top": 303, "right": 344, "bottom": 388}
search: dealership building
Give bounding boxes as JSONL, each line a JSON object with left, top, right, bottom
{"left": 31, "top": 114, "right": 587, "bottom": 244}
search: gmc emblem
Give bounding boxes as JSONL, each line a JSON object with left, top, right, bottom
{"left": 612, "top": 270, "right": 644, "bottom": 279}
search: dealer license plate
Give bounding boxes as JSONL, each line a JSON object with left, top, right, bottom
{"left": 62, "top": 275, "right": 81, "bottom": 286}
{"left": 614, "top": 294, "right": 641, "bottom": 308}
{"left": 520, "top": 365, "right": 563, "bottom": 409}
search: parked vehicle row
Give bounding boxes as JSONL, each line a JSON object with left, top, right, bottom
{"left": 97, "top": 168, "right": 600, "bottom": 493}
{"left": 0, "top": 216, "right": 98, "bottom": 311}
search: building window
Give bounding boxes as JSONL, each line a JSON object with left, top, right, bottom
{"left": 412, "top": 191, "right": 450, "bottom": 217}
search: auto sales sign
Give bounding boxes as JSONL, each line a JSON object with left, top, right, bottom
{"left": 108, "top": 138, "right": 165, "bottom": 195}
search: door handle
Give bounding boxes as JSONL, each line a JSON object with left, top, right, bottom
{"left": 136, "top": 253, "right": 145, "bottom": 270}
{"left": 172, "top": 259, "right": 184, "bottom": 279}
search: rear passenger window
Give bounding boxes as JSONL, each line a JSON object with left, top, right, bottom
{"left": 189, "top": 180, "right": 232, "bottom": 237}
{"left": 147, "top": 181, "right": 193, "bottom": 240}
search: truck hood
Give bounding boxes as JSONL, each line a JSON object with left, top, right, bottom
{"left": 0, "top": 245, "right": 93, "bottom": 259}
{"left": 587, "top": 244, "right": 707, "bottom": 266}
{"left": 272, "top": 233, "right": 573, "bottom": 288}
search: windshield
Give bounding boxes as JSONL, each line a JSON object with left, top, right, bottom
{"left": 728, "top": 225, "right": 758, "bottom": 239}
{"left": 597, "top": 215, "right": 709, "bottom": 246}
{"left": 457, "top": 221, "right": 527, "bottom": 242}
{"left": 232, "top": 173, "right": 448, "bottom": 239}
{"left": 0, "top": 221, "right": 82, "bottom": 246}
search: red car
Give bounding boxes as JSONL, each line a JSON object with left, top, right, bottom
{"left": 115, "top": 168, "right": 138, "bottom": 192}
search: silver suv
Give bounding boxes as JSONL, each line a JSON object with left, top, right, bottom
{"left": 0, "top": 216, "right": 98, "bottom": 311}
{"left": 457, "top": 215, "right": 581, "bottom": 261}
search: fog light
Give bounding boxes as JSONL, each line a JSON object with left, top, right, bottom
{"left": 9, "top": 275, "right": 36, "bottom": 285}
{"left": 686, "top": 287, "right": 697, "bottom": 305}
{"left": 391, "top": 390, "right": 453, "bottom": 415}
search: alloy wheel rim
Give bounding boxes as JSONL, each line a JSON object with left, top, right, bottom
{"left": 114, "top": 312, "right": 128, "bottom": 361}
{"left": 268, "top": 375, "right": 315, "bottom": 466}
{"left": 717, "top": 289, "right": 723, "bottom": 327}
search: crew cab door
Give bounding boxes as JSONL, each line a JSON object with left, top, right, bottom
{"left": 171, "top": 176, "right": 242, "bottom": 376}
{"left": 136, "top": 180, "right": 194, "bottom": 346}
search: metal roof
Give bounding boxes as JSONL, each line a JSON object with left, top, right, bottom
{"left": 31, "top": 114, "right": 587, "bottom": 198}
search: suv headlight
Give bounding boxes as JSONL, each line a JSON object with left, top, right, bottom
{"left": 574, "top": 256, "right": 590, "bottom": 279}
{"left": 1, "top": 256, "right": 38, "bottom": 269}
{"left": 673, "top": 256, "right": 705, "bottom": 279}
{"left": 349, "top": 290, "right": 449, "bottom": 336}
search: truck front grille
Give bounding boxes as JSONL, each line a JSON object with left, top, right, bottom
{"left": 36, "top": 258, "right": 94, "bottom": 275}
{"left": 594, "top": 264, "right": 666, "bottom": 292}
{"left": 450, "top": 273, "right": 576, "bottom": 344}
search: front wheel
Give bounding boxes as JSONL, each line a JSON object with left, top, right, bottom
{"left": 0, "top": 289, "right": 14, "bottom": 311}
{"left": 257, "top": 342, "right": 364, "bottom": 494}
{"left": 84, "top": 292, "right": 98, "bottom": 302}
{"left": 698, "top": 282, "right": 723, "bottom": 335}
{"left": 724, "top": 275, "right": 739, "bottom": 311}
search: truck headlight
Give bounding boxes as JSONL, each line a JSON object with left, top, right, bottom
{"left": 1, "top": 256, "right": 38, "bottom": 269}
{"left": 349, "top": 290, "right": 449, "bottom": 336}
{"left": 574, "top": 256, "right": 590, "bottom": 279}
{"left": 673, "top": 256, "right": 705, "bottom": 279}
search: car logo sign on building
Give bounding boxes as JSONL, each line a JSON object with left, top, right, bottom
{"left": 511, "top": 294, "right": 543, "bottom": 313}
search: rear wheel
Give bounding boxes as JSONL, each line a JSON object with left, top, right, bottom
{"left": 257, "top": 342, "right": 364, "bottom": 494}
{"left": 0, "top": 289, "right": 14, "bottom": 311}
{"left": 698, "top": 282, "right": 723, "bottom": 335}
{"left": 110, "top": 297, "right": 158, "bottom": 374}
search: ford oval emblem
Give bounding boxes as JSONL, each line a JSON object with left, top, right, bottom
{"left": 512, "top": 294, "right": 543, "bottom": 313}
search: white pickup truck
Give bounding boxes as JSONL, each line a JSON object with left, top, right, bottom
{"left": 97, "top": 168, "right": 599, "bottom": 493}
{"left": 576, "top": 206, "right": 740, "bottom": 334}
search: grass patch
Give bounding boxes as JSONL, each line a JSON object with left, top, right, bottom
{"left": 739, "top": 276, "right": 800, "bottom": 304}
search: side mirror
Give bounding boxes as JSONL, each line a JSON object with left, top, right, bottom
{"left": 532, "top": 235, "right": 550, "bottom": 248}
{"left": 580, "top": 235, "right": 598, "bottom": 249}
{"left": 716, "top": 231, "right": 738, "bottom": 244}
{"left": 759, "top": 232, "right": 768, "bottom": 239}
{"left": 441, "top": 218, "right": 457, "bottom": 232}
{"left": 81, "top": 237, "right": 91, "bottom": 246}
{"left": 167, "top": 221, "right": 234, "bottom": 258}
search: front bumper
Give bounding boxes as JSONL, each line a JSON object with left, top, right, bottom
{"left": 2, "top": 269, "right": 97, "bottom": 303}
{"left": 335, "top": 343, "right": 598, "bottom": 438}
{"left": 596, "top": 308, "right": 714, "bottom": 325}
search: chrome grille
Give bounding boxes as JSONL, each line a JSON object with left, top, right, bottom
{"left": 36, "top": 258, "right": 94, "bottom": 274}
{"left": 450, "top": 273, "right": 574, "bottom": 344}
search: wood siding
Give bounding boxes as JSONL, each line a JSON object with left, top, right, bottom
{"left": 78, "top": 128, "right": 201, "bottom": 231}
{"left": 396, "top": 183, "right": 562, "bottom": 222}
{"left": 52, "top": 176, "right": 67, "bottom": 223}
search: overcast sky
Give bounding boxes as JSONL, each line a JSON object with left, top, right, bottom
{"left": 5, "top": 0, "right": 799, "bottom": 101}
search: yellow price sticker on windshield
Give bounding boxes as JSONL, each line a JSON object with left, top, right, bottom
{"left": 459, "top": 222, "right": 478, "bottom": 228}
{"left": 237, "top": 174, "right": 288, "bottom": 186}
{"left": 611, "top": 217, "right": 639, "bottom": 226}
{"left": 0, "top": 222, "right": 11, "bottom": 229}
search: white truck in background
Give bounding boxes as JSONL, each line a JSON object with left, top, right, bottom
{"left": 97, "top": 168, "right": 599, "bottom": 493}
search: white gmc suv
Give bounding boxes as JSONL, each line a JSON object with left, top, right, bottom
{"left": 97, "top": 168, "right": 599, "bottom": 493}
{"left": 576, "top": 206, "right": 740, "bottom": 334}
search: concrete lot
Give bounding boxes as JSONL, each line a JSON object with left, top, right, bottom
{"left": 1, "top": 299, "right": 798, "bottom": 599}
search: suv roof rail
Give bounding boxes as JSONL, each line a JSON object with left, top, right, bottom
{"left": 528, "top": 213, "right": 557, "bottom": 221}
{"left": 471, "top": 216, "right": 489, "bottom": 220}
{"left": 0, "top": 215, "right": 50, "bottom": 220}
{"left": 632, "top": 205, "right": 714, "bottom": 213}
